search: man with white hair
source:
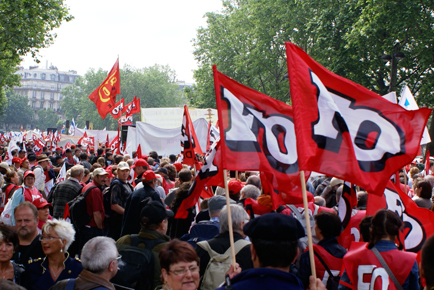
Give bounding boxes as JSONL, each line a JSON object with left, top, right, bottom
{"left": 239, "top": 184, "right": 261, "bottom": 206}
{"left": 51, "top": 236, "right": 119, "bottom": 290}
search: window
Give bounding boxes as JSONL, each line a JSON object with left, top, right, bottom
{"left": 50, "top": 93, "right": 54, "bottom": 100}
{"left": 40, "top": 84, "right": 44, "bottom": 89}
{"left": 49, "top": 103, "right": 53, "bottom": 109}
{"left": 59, "top": 75, "right": 64, "bottom": 82}
{"left": 32, "top": 91, "right": 37, "bottom": 98}
{"left": 70, "top": 76, "right": 75, "bottom": 83}
{"left": 39, "top": 102, "right": 43, "bottom": 109}
{"left": 41, "top": 92, "right": 44, "bottom": 99}
{"left": 41, "top": 73, "right": 46, "bottom": 80}
{"left": 31, "top": 102, "right": 35, "bottom": 108}
{"left": 51, "top": 84, "right": 55, "bottom": 90}
{"left": 33, "top": 73, "right": 37, "bottom": 78}
{"left": 59, "top": 94, "right": 63, "bottom": 101}
{"left": 50, "top": 74, "right": 55, "bottom": 81}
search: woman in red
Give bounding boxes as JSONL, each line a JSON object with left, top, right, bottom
{"left": 0, "top": 171, "right": 19, "bottom": 212}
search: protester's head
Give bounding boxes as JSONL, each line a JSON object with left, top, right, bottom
{"left": 149, "top": 151, "right": 159, "bottom": 160}
{"left": 244, "top": 213, "right": 305, "bottom": 269}
{"left": 142, "top": 170, "right": 157, "bottom": 188}
{"left": 90, "top": 163, "right": 101, "bottom": 172}
{"left": 416, "top": 180, "right": 432, "bottom": 199}
{"left": 70, "top": 164, "right": 85, "bottom": 180}
{"left": 123, "top": 154, "right": 131, "bottom": 162}
{"left": 54, "top": 156, "right": 62, "bottom": 165}
{"left": 140, "top": 201, "right": 173, "bottom": 234}
{"left": 169, "top": 154, "right": 177, "bottom": 163}
{"left": 0, "top": 224, "right": 19, "bottom": 263}
{"left": 314, "top": 196, "right": 326, "bottom": 207}
{"left": 171, "top": 182, "right": 192, "bottom": 210}
{"left": 368, "top": 209, "right": 402, "bottom": 249}
{"left": 164, "top": 164, "right": 177, "bottom": 180}
{"left": 0, "top": 162, "right": 9, "bottom": 175}
{"left": 314, "top": 212, "right": 342, "bottom": 240}
{"left": 413, "top": 177, "right": 425, "bottom": 192}
{"left": 155, "top": 174, "right": 163, "bottom": 186}
{"left": 159, "top": 240, "right": 200, "bottom": 290}
{"left": 79, "top": 152, "right": 88, "bottom": 161}
{"left": 117, "top": 162, "right": 130, "bottom": 182}
{"left": 425, "top": 175, "right": 434, "bottom": 190}
{"left": 228, "top": 179, "right": 243, "bottom": 202}
{"left": 132, "top": 159, "right": 149, "bottom": 175}
{"left": 91, "top": 168, "right": 109, "bottom": 186}
{"left": 81, "top": 237, "right": 119, "bottom": 278}
{"left": 359, "top": 215, "right": 373, "bottom": 242}
{"left": 155, "top": 167, "right": 168, "bottom": 178}
{"left": 178, "top": 168, "right": 192, "bottom": 183}
{"left": 4, "top": 170, "right": 19, "bottom": 185}
{"left": 147, "top": 157, "right": 155, "bottom": 166}
{"left": 97, "top": 157, "right": 106, "bottom": 168}
{"left": 421, "top": 235, "right": 434, "bottom": 288}
{"left": 74, "top": 148, "right": 81, "bottom": 157}
{"left": 330, "top": 177, "right": 343, "bottom": 190}
{"left": 41, "top": 219, "right": 75, "bottom": 254}
{"left": 97, "top": 148, "right": 104, "bottom": 156}
{"left": 23, "top": 171, "right": 35, "bottom": 188}
{"left": 173, "top": 162, "right": 183, "bottom": 173}
{"left": 409, "top": 167, "right": 420, "bottom": 179}
{"left": 14, "top": 202, "right": 38, "bottom": 240}
{"left": 215, "top": 186, "right": 225, "bottom": 196}
{"left": 240, "top": 184, "right": 260, "bottom": 200}
{"left": 246, "top": 175, "right": 261, "bottom": 189}
{"left": 37, "top": 154, "right": 50, "bottom": 170}
{"left": 208, "top": 195, "right": 235, "bottom": 218}
{"left": 357, "top": 191, "right": 368, "bottom": 209}
{"left": 33, "top": 197, "right": 51, "bottom": 223}
{"left": 114, "top": 154, "right": 123, "bottom": 165}
{"left": 219, "top": 204, "right": 249, "bottom": 235}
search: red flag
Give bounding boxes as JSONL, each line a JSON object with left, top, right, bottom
{"left": 110, "top": 98, "right": 125, "bottom": 119}
{"left": 285, "top": 42, "right": 431, "bottom": 194}
{"left": 337, "top": 182, "right": 359, "bottom": 249}
{"left": 213, "top": 66, "right": 305, "bottom": 193}
{"left": 0, "top": 134, "right": 6, "bottom": 144}
{"left": 88, "top": 58, "right": 121, "bottom": 119}
{"left": 426, "top": 150, "right": 431, "bottom": 176}
{"left": 118, "top": 114, "right": 133, "bottom": 126}
{"left": 175, "top": 139, "right": 223, "bottom": 219}
{"left": 32, "top": 138, "right": 45, "bottom": 156}
{"left": 109, "top": 129, "right": 120, "bottom": 154}
{"left": 367, "top": 180, "right": 434, "bottom": 257}
{"left": 122, "top": 96, "right": 141, "bottom": 116}
{"left": 136, "top": 144, "right": 143, "bottom": 159}
{"left": 65, "top": 142, "right": 71, "bottom": 150}
{"left": 78, "top": 132, "right": 95, "bottom": 149}
{"left": 105, "top": 134, "right": 109, "bottom": 148}
{"left": 181, "top": 105, "right": 203, "bottom": 166}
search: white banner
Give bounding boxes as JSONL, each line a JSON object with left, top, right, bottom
{"left": 141, "top": 107, "right": 217, "bottom": 129}
{"left": 73, "top": 128, "right": 118, "bottom": 145}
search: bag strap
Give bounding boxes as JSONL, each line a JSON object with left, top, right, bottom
{"left": 197, "top": 240, "right": 220, "bottom": 258}
{"left": 313, "top": 250, "right": 334, "bottom": 278}
{"left": 65, "top": 278, "right": 76, "bottom": 290}
{"left": 223, "top": 239, "right": 251, "bottom": 256}
{"left": 288, "top": 204, "right": 303, "bottom": 219}
{"left": 129, "top": 234, "right": 165, "bottom": 249}
{"left": 371, "top": 247, "right": 404, "bottom": 290}
{"left": 82, "top": 186, "right": 97, "bottom": 197}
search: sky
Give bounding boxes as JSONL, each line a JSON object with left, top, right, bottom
{"left": 20, "top": 0, "right": 223, "bottom": 84}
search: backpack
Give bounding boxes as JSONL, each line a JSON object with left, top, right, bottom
{"left": 287, "top": 204, "right": 319, "bottom": 251}
{"left": 68, "top": 186, "right": 97, "bottom": 229}
{"left": 197, "top": 239, "right": 250, "bottom": 290}
{"left": 180, "top": 220, "right": 220, "bottom": 248}
{"left": 112, "top": 235, "right": 166, "bottom": 290}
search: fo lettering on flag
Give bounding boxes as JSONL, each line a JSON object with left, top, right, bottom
{"left": 110, "top": 99, "right": 125, "bottom": 119}
{"left": 181, "top": 105, "right": 203, "bottom": 166}
{"left": 88, "top": 58, "right": 120, "bottom": 119}
{"left": 285, "top": 42, "right": 431, "bottom": 194}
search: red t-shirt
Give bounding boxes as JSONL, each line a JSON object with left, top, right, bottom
{"left": 83, "top": 181, "right": 104, "bottom": 228}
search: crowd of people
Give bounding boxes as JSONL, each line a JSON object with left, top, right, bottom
{"left": 0, "top": 142, "right": 433, "bottom": 290}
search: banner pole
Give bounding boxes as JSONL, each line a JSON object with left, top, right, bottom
{"left": 300, "top": 170, "right": 316, "bottom": 279}
{"left": 223, "top": 169, "right": 236, "bottom": 266}
{"left": 403, "top": 167, "right": 408, "bottom": 195}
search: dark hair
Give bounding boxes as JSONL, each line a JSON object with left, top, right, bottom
{"left": 315, "top": 212, "right": 341, "bottom": 239}
{"left": 90, "top": 163, "right": 102, "bottom": 172}
{"left": 159, "top": 239, "right": 199, "bottom": 272}
{"left": 97, "top": 148, "right": 104, "bottom": 156}
{"left": 114, "top": 155, "right": 123, "bottom": 164}
{"left": 251, "top": 238, "right": 298, "bottom": 268}
{"left": 368, "top": 209, "right": 402, "bottom": 249}
{"left": 357, "top": 191, "right": 368, "bottom": 209}
{"left": 79, "top": 153, "right": 88, "bottom": 161}
{"left": 422, "top": 235, "right": 434, "bottom": 287}
{"left": 359, "top": 215, "right": 373, "bottom": 242}
{"left": 0, "top": 224, "right": 19, "bottom": 251}
{"left": 149, "top": 151, "right": 159, "bottom": 160}
{"left": 417, "top": 181, "right": 432, "bottom": 199}
{"left": 74, "top": 149, "right": 81, "bottom": 153}
{"left": 4, "top": 171, "right": 17, "bottom": 183}
{"left": 84, "top": 168, "right": 90, "bottom": 176}
{"left": 106, "top": 152, "right": 113, "bottom": 157}
{"left": 171, "top": 182, "right": 192, "bottom": 210}
{"left": 164, "top": 164, "right": 177, "bottom": 180}
{"left": 169, "top": 154, "right": 177, "bottom": 163}
{"left": 178, "top": 169, "right": 192, "bottom": 183}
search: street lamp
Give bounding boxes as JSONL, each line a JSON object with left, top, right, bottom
{"left": 381, "top": 45, "right": 405, "bottom": 93}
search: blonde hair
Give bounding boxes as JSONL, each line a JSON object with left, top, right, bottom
{"left": 42, "top": 219, "right": 75, "bottom": 251}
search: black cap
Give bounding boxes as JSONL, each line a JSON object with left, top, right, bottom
{"left": 243, "top": 213, "right": 305, "bottom": 241}
{"left": 155, "top": 167, "right": 168, "bottom": 175}
{"left": 140, "top": 201, "right": 174, "bottom": 225}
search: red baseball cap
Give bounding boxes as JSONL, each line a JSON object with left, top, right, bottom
{"left": 32, "top": 197, "right": 52, "bottom": 209}
{"left": 12, "top": 157, "right": 21, "bottom": 164}
{"left": 55, "top": 147, "right": 62, "bottom": 151}
{"left": 24, "top": 170, "right": 35, "bottom": 179}
{"left": 142, "top": 170, "right": 157, "bottom": 181}
{"left": 105, "top": 169, "right": 115, "bottom": 179}
{"left": 132, "top": 159, "right": 149, "bottom": 169}
{"left": 228, "top": 179, "right": 243, "bottom": 195}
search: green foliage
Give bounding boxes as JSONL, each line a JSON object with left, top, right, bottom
{"left": 192, "top": 0, "right": 434, "bottom": 108}
{"left": 60, "top": 65, "right": 184, "bottom": 130}
{"left": 36, "top": 108, "right": 60, "bottom": 130}
{"left": 1, "top": 91, "right": 34, "bottom": 131}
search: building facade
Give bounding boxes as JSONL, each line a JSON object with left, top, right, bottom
{"left": 13, "top": 66, "right": 79, "bottom": 118}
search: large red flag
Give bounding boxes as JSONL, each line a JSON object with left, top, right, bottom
{"left": 337, "top": 182, "right": 361, "bottom": 249}
{"left": 88, "top": 58, "right": 121, "bottom": 119}
{"left": 367, "top": 180, "right": 434, "bottom": 256}
{"left": 181, "top": 105, "right": 203, "bottom": 166}
{"left": 214, "top": 66, "right": 306, "bottom": 193}
{"left": 110, "top": 98, "right": 125, "bottom": 119}
{"left": 122, "top": 96, "right": 140, "bottom": 116}
{"left": 285, "top": 42, "right": 431, "bottom": 194}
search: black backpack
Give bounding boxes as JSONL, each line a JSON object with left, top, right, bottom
{"left": 68, "top": 186, "right": 97, "bottom": 228}
{"left": 112, "top": 235, "right": 165, "bottom": 290}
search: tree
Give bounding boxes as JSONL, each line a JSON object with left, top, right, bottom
{"left": 61, "top": 65, "right": 184, "bottom": 130}
{"left": 0, "top": 1, "right": 72, "bottom": 117}
{"left": 1, "top": 91, "right": 34, "bottom": 131}
{"left": 36, "top": 108, "right": 60, "bottom": 131}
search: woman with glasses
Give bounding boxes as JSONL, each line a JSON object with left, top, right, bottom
{"left": 0, "top": 224, "right": 24, "bottom": 285}
{"left": 22, "top": 219, "right": 83, "bottom": 290}
{"left": 158, "top": 239, "right": 200, "bottom": 290}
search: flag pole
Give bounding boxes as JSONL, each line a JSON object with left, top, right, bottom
{"left": 403, "top": 167, "right": 408, "bottom": 195}
{"left": 223, "top": 169, "right": 236, "bottom": 266}
{"left": 300, "top": 170, "right": 316, "bottom": 279}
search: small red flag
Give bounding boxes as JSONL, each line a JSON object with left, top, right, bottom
{"left": 181, "top": 105, "right": 203, "bottom": 166}
{"left": 122, "top": 96, "right": 140, "bottom": 116}
{"left": 136, "top": 144, "right": 143, "bottom": 159}
{"left": 88, "top": 58, "right": 120, "bottom": 119}
{"left": 110, "top": 98, "right": 125, "bottom": 119}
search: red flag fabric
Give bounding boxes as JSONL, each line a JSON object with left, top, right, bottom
{"left": 110, "top": 98, "right": 125, "bottom": 119}
{"left": 426, "top": 150, "right": 430, "bottom": 176}
{"left": 105, "top": 134, "right": 110, "bottom": 148}
{"left": 118, "top": 114, "right": 133, "bottom": 126}
{"left": 78, "top": 132, "right": 95, "bottom": 149}
{"left": 88, "top": 58, "right": 121, "bottom": 119}
{"left": 109, "top": 130, "right": 120, "bottom": 154}
{"left": 122, "top": 96, "right": 140, "bottom": 116}
{"left": 285, "top": 42, "right": 431, "bottom": 194}
{"left": 213, "top": 66, "right": 305, "bottom": 193}
{"left": 337, "top": 182, "right": 359, "bottom": 249}
{"left": 181, "top": 105, "right": 203, "bottom": 166}
{"left": 32, "top": 139, "right": 45, "bottom": 156}
{"left": 175, "top": 139, "right": 223, "bottom": 219}
{"left": 206, "top": 120, "right": 211, "bottom": 152}
{"left": 136, "top": 144, "right": 143, "bottom": 159}
{"left": 65, "top": 142, "right": 71, "bottom": 150}
{"left": 367, "top": 180, "right": 434, "bottom": 255}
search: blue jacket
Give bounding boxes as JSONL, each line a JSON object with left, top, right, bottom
{"left": 215, "top": 267, "right": 304, "bottom": 290}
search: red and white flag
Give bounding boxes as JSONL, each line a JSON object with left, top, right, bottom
{"left": 88, "top": 58, "right": 121, "bottom": 119}
{"left": 32, "top": 138, "right": 45, "bottom": 156}
{"left": 122, "top": 96, "right": 140, "bottom": 116}
{"left": 110, "top": 98, "right": 125, "bottom": 119}
{"left": 181, "top": 105, "right": 203, "bottom": 166}
{"left": 285, "top": 42, "right": 431, "bottom": 194}
{"left": 118, "top": 114, "right": 133, "bottom": 126}
{"left": 78, "top": 132, "right": 95, "bottom": 149}
{"left": 56, "top": 163, "right": 67, "bottom": 184}
{"left": 109, "top": 129, "right": 120, "bottom": 154}
{"left": 213, "top": 66, "right": 306, "bottom": 193}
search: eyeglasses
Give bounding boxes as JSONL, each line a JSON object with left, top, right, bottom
{"left": 169, "top": 266, "right": 199, "bottom": 276}
{"left": 39, "top": 235, "right": 61, "bottom": 241}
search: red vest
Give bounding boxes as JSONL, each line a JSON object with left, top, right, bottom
{"left": 350, "top": 210, "right": 366, "bottom": 242}
{"left": 23, "top": 186, "right": 43, "bottom": 203}
{"left": 342, "top": 242, "right": 416, "bottom": 290}
{"left": 309, "top": 245, "right": 343, "bottom": 286}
